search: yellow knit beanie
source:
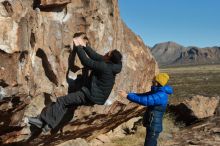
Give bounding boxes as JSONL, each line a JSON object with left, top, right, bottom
{"left": 155, "top": 73, "right": 169, "bottom": 86}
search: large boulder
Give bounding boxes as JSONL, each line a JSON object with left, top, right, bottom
{"left": 169, "top": 95, "right": 219, "bottom": 125}
{"left": 0, "top": 0, "right": 157, "bottom": 145}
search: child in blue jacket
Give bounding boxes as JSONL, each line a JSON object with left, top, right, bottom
{"left": 118, "top": 73, "right": 173, "bottom": 146}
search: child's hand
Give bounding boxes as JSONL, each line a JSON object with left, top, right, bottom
{"left": 118, "top": 90, "right": 128, "bottom": 98}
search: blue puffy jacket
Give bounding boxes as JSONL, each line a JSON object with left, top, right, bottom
{"left": 127, "top": 85, "right": 173, "bottom": 132}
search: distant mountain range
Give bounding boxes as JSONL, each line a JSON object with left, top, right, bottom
{"left": 150, "top": 41, "right": 220, "bottom": 66}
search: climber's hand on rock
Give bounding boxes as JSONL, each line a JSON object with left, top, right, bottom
{"left": 73, "top": 37, "right": 80, "bottom": 46}
{"left": 78, "top": 37, "right": 87, "bottom": 47}
{"left": 118, "top": 90, "right": 128, "bottom": 98}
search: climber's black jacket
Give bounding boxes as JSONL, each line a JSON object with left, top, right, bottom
{"left": 75, "top": 46, "right": 122, "bottom": 104}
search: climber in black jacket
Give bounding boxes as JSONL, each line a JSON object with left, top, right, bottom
{"left": 27, "top": 34, "right": 122, "bottom": 132}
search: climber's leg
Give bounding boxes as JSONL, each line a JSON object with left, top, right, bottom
{"left": 25, "top": 90, "right": 91, "bottom": 141}
{"left": 28, "top": 116, "right": 43, "bottom": 128}
{"left": 39, "top": 90, "right": 91, "bottom": 129}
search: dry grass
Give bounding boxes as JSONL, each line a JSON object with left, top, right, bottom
{"left": 109, "top": 113, "right": 180, "bottom": 146}
{"left": 110, "top": 127, "right": 146, "bottom": 146}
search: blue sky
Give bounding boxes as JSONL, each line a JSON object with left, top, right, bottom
{"left": 118, "top": 0, "right": 220, "bottom": 47}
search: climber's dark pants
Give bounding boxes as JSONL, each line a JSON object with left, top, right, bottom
{"left": 144, "top": 130, "right": 160, "bottom": 146}
{"left": 40, "top": 90, "right": 92, "bottom": 129}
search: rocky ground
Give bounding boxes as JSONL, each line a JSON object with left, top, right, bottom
{"left": 163, "top": 116, "right": 220, "bottom": 146}
{"left": 164, "top": 96, "right": 220, "bottom": 146}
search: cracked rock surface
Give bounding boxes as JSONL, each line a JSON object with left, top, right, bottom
{"left": 0, "top": 0, "right": 157, "bottom": 145}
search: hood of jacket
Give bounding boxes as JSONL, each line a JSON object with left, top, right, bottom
{"left": 151, "top": 85, "right": 173, "bottom": 95}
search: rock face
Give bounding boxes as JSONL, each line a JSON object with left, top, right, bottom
{"left": 38, "top": 0, "right": 71, "bottom": 7}
{"left": 0, "top": 0, "right": 157, "bottom": 145}
{"left": 151, "top": 41, "right": 220, "bottom": 66}
{"left": 57, "top": 138, "right": 89, "bottom": 146}
{"left": 169, "top": 95, "right": 219, "bottom": 125}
